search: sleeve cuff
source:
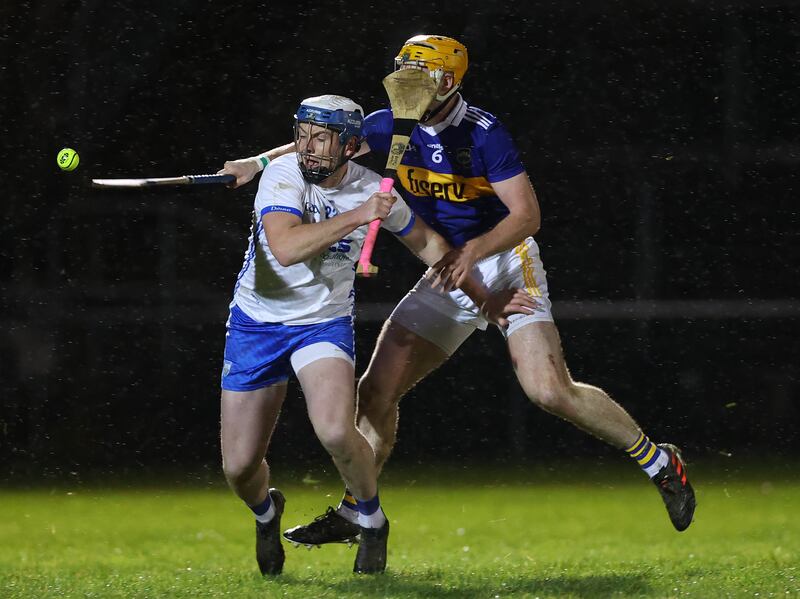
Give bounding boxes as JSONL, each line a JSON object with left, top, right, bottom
{"left": 486, "top": 164, "right": 526, "bottom": 183}
{"left": 392, "top": 212, "right": 416, "bottom": 237}
{"left": 261, "top": 205, "right": 302, "bottom": 218}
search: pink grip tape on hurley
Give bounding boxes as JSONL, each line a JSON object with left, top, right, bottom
{"left": 357, "top": 177, "right": 394, "bottom": 276}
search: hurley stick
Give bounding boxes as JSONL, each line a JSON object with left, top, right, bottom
{"left": 356, "top": 69, "right": 437, "bottom": 276}
{"left": 91, "top": 174, "right": 236, "bottom": 188}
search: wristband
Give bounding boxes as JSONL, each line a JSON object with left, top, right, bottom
{"left": 248, "top": 154, "right": 270, "bottom": 172}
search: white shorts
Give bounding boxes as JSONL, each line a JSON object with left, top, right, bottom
{"left": 389, "top": 237, "right": 554, "bottom": 355}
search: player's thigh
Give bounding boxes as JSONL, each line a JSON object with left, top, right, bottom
{"left": 288, "top": 319, "right": 357, "bottom": 431}
{"left": 295, "top": 356, "right": 357, "bottom": 438}
{"left": 360, "top": 319, "right": 452, "bottom": 402}
{"left": 506, "top": 320, "right": 573, "bottom": 396}
{"left": 220, "top": 385, "right": 287, "bottom": 468}
{"left": 220, "top": 305, "right": 310, "bottom": 463}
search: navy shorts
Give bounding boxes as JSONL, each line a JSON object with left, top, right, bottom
{"left": 221, "top": 305, "right": 355, "bottom": 391}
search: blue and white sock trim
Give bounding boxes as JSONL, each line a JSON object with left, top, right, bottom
{"left": 355, "top": 492, "right": 386, "bottom": 529}
{"left": 250, "top": 493, "right": 275, "bottom": 524}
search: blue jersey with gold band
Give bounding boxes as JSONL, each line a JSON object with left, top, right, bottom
{"left": 363, "top": 95, "right": 525, "bottom": 247}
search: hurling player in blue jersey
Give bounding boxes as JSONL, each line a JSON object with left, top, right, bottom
{"left": 221, "top": 93, "right": 536, "bottom": 576}
{"left": 221, "top": 35, "right": 695, "bottom": 547}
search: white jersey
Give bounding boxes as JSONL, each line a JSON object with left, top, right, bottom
{"left": 232, "top": 154, "right": 415, "bottom": 325}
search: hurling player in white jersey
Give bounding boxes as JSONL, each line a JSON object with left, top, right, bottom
{"left": 221, "top": 36, "right": 695, "bottom": 546}
{"left": 220, "top": 94, "right": 536, "bottom": 576}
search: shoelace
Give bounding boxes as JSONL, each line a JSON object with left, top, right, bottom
{"left": 310, "top": 507, "right": 338, "bottom": 524}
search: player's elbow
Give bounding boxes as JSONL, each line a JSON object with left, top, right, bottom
{"left": 527, "top": 212, "right": 541, "bottom": 236}
{"left": 273, "top": 253, "right": 292, "bottom": 267}
{"left": 512, "top": 208, "right": 540, "bottom": 237}
{"left": 418, "top": 236, "right": 446, "bottom": 268}
{"left": 524, "top": 184, "right": 541, "bottom": 236}
{"left": 273, "top": 250, "right": 300, "bottom": 267}
{"left": 269, "top": 242, "right": 299, "bottom": 267}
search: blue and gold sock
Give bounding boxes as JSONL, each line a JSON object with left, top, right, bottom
{"left": 337, "top": 489, "right": 359, "bottom": 523}
{"left": 625, "top": 432, "right": 669, "bottom": 478}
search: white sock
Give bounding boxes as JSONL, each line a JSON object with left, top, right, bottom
{"left": 357, "top": 506, "right": 386, "bottom": 529}
{"left": 645, "top": 449, "right": 670, "bottom": 478}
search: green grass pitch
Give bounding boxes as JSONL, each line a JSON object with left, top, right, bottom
{"left": 1, "top": 462, "right": 797, "bottom": 598}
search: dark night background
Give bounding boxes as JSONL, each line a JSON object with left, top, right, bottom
{"left": 1, "top": 1, "right": 798, "bottom": 483}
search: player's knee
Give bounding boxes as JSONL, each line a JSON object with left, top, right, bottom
{"left": 221, "top": 455, "right": 260, "bottom": 488}
{"left": 316, "top": 425, "right": 353, "bottom": 458}
{"left": 526, "top": 384, "right": 573, "bottom": 416}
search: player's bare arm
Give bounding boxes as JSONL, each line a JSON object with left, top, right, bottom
{"left": 397, "top": 218, "right": 539, "bottom": 327}
{"left": 432, "top": 171, "right": 541, "bottom": 288}
{"left": 263, "top": 191, "right": 395, "bottom": 267}
{"left": 220, "top": 141, "right": 374, "bottom": 189}
{"left": 218, "top": 142, "right": 294, "bottom": 188}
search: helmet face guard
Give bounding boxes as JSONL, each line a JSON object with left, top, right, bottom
{"left": 294, "top": 96, "right": 364, "bottom": 184}
{"left": 293, "top": 122, "right": 348, "bottom": 184}
{"left": 394, "top": 35, "right": 468, "bottom": 102}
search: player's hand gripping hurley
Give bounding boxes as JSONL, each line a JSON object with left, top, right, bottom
{"left": 356, "top": 69, "right": 437, "bottom": 276}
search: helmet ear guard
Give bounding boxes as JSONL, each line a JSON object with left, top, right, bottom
{"left": 293, "top": 95, "right": 364, "bottom": 184}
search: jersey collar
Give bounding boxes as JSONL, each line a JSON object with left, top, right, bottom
{"left": 419, "top": 94, "right": 466, "bottom": 136}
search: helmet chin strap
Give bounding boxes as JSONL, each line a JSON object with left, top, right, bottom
{"left": 418, "top": 68, "right": 459, "bottom": 123}
{"left": 435, "top": 83, "right": 460, "bottom": 103}
{"left": 420, "top": 86, "right": 460, "bottom": 123}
